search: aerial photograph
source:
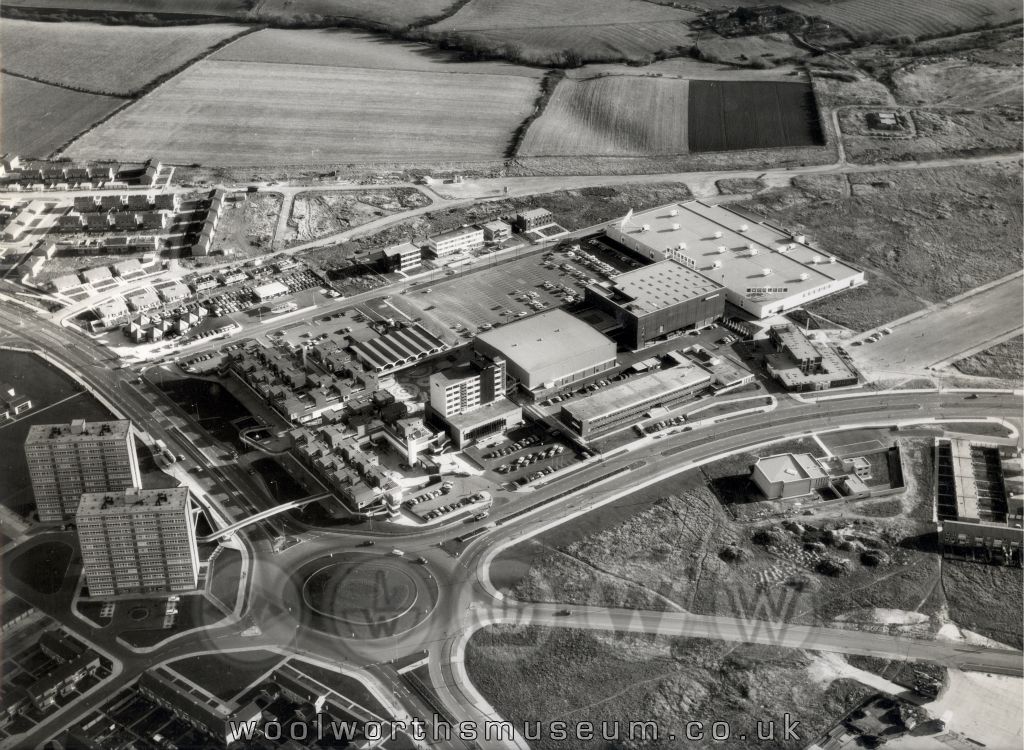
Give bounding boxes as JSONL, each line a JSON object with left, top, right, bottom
{"left": 0, "top": 0, "right": 1021, "bottom": 748}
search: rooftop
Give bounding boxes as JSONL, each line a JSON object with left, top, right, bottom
{"left": 591, "top": 259, "right": 723, "bottom": 315}
{"left": 444, "top": 396, "right": 521, "bottom": 430}
{"left": 475, "top": 309, "right": 615, "bottom": 376}
{"left": 78, "top": 487, "right": 190, "bottom": 515}
{"left": 383, "top": 241, "right": 420, "bottom": 258}
{"left": 517, "top": 208, "right": 552, "bottom": 220}
{"left": 431, "top": 225, "right": 482, "bottom": 242}
{"left": 26, "top": 419, "right": 131, "bottom": 444}
{"left": 611, "top": 201, "right": 862, "bottom": 299}
{"left": 350, "top": 324, "right": 447, "bottom": 372}
{"left": 754, "top": 453, "right": 829, "bottom": 484}
{"left": 562, "top": 364, "right": 710, "bottom": 422}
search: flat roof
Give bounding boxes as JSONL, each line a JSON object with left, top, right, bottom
{"left": 26, "top": 419, "right": 131, "bottom": 444}
{"left": 444, "top": 397, "right": 521, "bottom": 430}
{"left": 611, "top": 201, "right": 861, "bottom": 299}
{"left": 253, "top": 280, "right": 289, "bottom": 297}
{"left": 383, "top": 241, "right": 420, "bottom": 257}
{"left": 78, "top": 487, "right": 190, "bottom": 515}
{"left": 475, "top": 309, "right": 614, "bottom": 376}
{"left": 431, "top": 225, "right": 482, "bottom": 242}
{"left": 949, "top": 438, "right": 980, "bottom": 521}
{"left": 563, "top": 365, "right": 710, "bottom": 422}
{"left": 517, "top": 208, "right": 552, "bottom": 219}
{"left": 754, "top": 453, "right": 828, "bottom": 484}
{"left": 593, "top": 259, "right": 723, "bottom": 315}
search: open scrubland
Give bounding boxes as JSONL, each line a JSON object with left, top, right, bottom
{"left": 954, "top": 336, "right": 1024, "bottom": 380}
{"left": 282, "top": 188, "right": 431, "bottom": 245}
{"left": 0, "top": 19, "right": 247, "bottom": 95}
{"left": 0, "top": 73, "right": 124, "bottom": 158}
{"left": 741, "top": 163, "right": 1023, "bottom": 330}
{"left": 467, "top": 627, "right": 875, "bottom": 750}
{"left": 519, "top": 76, "right": 690, "bottom": 157}
{"left": 427, "top": 0, "right": 698, "bottom": 64}
{"left": 63, "top": 59, "right": 540, "bottom": 165}
{"left": 694, "top": 0, "right": 1021, "bottom": 40}
{"left": 255, "top": 0, "right": 454, "bottom": 27}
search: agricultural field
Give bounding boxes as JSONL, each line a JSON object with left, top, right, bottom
{"left": 743, "top": 163, "right": 1023, "bottom": 330}
{"left": 0, "top": 20, "right": 247, "bottom": 96}
{"left": 211, "top": 27, "right": 544, "bottom": 78}
{"left": 428, "top": 0, "right": 699, "bottom": 64}
{"left": 694, "top": 31, "right": 808, "bottom": 67}
{"left": 519, "top": 76, "right": 690, "bottom": 157}
{"left": 953, "top": 336, "right": 1024, "bottom": 381}
{"left": 0, "top": 73, "right": 125, "bottom": 158}
{"left": 63, "top": 60, "right": 540, "bottom": 165}
{"left": 467, "top": 627, "right": 877, "bottom": 750}
{"left": 1, "top": 0, "right": 452, "bottom": 25}
{"left": 688, "top": 80, "right": 824, "bottom": 152}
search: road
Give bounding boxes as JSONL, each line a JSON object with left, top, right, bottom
{"left": 849, "top": 271, "right": 1024, "bottom": 379}
{"left": 1, "top": 299, "right": 1022, "bottom": 749}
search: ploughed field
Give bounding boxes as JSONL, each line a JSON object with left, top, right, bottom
{"left": 0, "top": 19, "right": 246, "bottom": 96}
{"left": 520, "top": 76, "right": 690, "bottom": 156}
{"left": 687, "top": 80, "right": 824, "bottom": 152}
{"left": 63, "top": 59, "right": 541, "bottom": 165}
{"left": 0, "top": 73, "right": 124, "bottom": 158}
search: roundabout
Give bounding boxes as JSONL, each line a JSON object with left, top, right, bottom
{"left": 298, "top": 552, "right": 439, "bottom": 639}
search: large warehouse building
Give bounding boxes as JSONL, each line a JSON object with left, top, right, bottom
{"left": 585, "top": 259, "right": 725, "bottom": 350}
{"left": 606, "top": 201, "right": 865, "bottom": 319}
{"left": 474, "top": 309, "right": 617, "bottom": 399}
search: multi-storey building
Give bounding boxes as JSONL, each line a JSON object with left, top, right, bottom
{"left": 24, "top": 419, "right": 141, "bottom": 522}
{"left": 428, "top": 354, "right": 521, "bottom": 447}
{"left": 425, "top": 226, "right": 484, "bottom": 258}
{"left": 76, "top": 487, "right": 199, "bottom": 596}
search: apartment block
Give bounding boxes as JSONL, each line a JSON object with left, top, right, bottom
{"left": 24, "top": 419, "right": 141, "bottom": 522}
{"left": 76, "top": 487, "right": 199, "bottom": 597}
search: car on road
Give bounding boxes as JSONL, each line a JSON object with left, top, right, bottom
{"left": 359, "top": 540, "right": 375, "bottom": 547}
{"left": 556, "top": 609, "right": 572, "bottom": 616}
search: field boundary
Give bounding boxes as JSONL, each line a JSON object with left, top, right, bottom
{"left": 507, "top": 69, "right": 564, "bottom": 158}
{"left": 51, "top": 25, "right": 261, "bottom": 159}
{"left": 0, "top": 68, "right": 132, "bottom": 99}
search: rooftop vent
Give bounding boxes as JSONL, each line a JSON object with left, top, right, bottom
{"left": 749, "top": 247, "right": 759, "bottom": 256}
{"left": 677, "top": 241, "right": 686, "bottom": 251}
{"left": 829, "top": 256, "right": 837, "bottom": 264}
{"left": 794, "top": 234, "right": 806, "bottom": 243}
{"left": 713, "top": 231, "right": 722, "bottom": 239}
{"left": 739, "top": 224, "right": 749, "bottom": 232}
{"left": 717, "top": 245, "right": 727, "bottom": 254}
{"left": 712, "top": 260, "right": 722, "bottom": 269}
{"left": 799, "top": 272, "right": 809, "bottom": 281}
{"left": 669, "top": 208, "right": 678, "bottom": 217}
{"left": 762, "top": 268, "right": 772, "bottom": 277}
{"left": 641, "top": 224, "right": 650, "bottom": 232}
{"left": 672, "top": 223, "right": 680, "bottom": 231}
{"left": 812, "top": 255, "right": 822, "bottom": 264}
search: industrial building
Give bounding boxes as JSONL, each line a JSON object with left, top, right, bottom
{"left": 351, "top": 324, "right": 448, "bottom": 376}
{"left": 585, "top": 259, "right": 726, "bottom": 349}
{"left": 514, "top": 208, "right": 554, "bottom": 232}
{"left": 76, "top": 486, "right": 200, "bottom": 597}
{"left": 24, "top": 419, "right": 141, "bottom": 522}
{"left": 606, "top": 201, "right": 865, "bottom": 318}
{"left": 252, "top": 280, "right": 289, "bottom": 303}
{"left": 934, "top": 438, "right": 1023, "bottom": 564}
{"left": 428, "top": 354, "right": 523, "bottom": 447}
{"left": 474, "top": 309, "right": 617, "bottom": 399}
{"left": 559, "top": 364, "right": 711, "bottom": 440}
{"left": 481, "top": 220, "right": 512, "bottom": 243}
{"left": 765, "top": 324, "right": 859, "bottom": 391}
{"left": 751, "top": 453, "right": 832, "bottom": 500}
{"left": 382, "top": 241, "right": 422, "bottom": 273}
{"left": 425, "top": 226, "right": 484, "bottom": 258}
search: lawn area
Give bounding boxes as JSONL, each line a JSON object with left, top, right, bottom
{"left": 0, "top": 350, "right": 114, "bottom": 516}
{"left": 743, "top": 164, "right": 1023, "bottom": 330}
{"left": 466, "top": 627, "right": 875, "bottom": 750}
{"left": 8, "top": 541, "right": 74, "bottom": 594}
{"left": 168, "top": 650, "right": 284, "bottom": 702}
{"left": 207, "top": 546, "right": 242, "bottom": 612}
